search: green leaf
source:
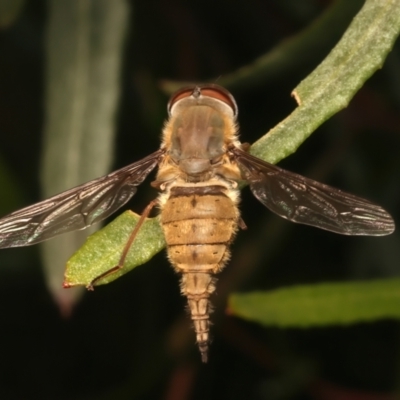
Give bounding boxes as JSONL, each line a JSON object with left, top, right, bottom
{"left": 250, "top": 0, "right": 400, "bottom": 164}
{"left": 42, "top": 0, "right": 129, "bottom": 308}
{"left": 64, "top": 211, "right": 165, "bottom": 287}
{"left": 160, "top": 1, "right": 365, "bottom": 94}
{"left": 229, "top": 279, "right": 400, "bottom": 328}
{"left": 65, "top": 0, "right": 400, "bottom": 288}
{"left": 218, "top": 0, "right": 365, "bottom": 91}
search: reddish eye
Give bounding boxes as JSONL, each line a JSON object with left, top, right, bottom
{"left": 168, "top": 84, "right": 238, "bottom": 116}
{"left": 167, "top": 87, "right": 194, "bottom": 111}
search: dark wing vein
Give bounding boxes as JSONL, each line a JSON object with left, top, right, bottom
{"left": 0, "top": 149, "right": 164, "bottom": 248}
{"left": 231, "top": 147, "right": 394, "bottom": 236}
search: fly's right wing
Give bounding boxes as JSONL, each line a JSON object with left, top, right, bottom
{"left": 0, "top": 149, "right": 165, "bottom": 248}
{"left": 230, "top": 146, "right": 395, "bottom": 236}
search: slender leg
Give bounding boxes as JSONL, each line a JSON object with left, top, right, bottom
{"left": 240, "top": 142, "right": 251, "bottom": 152}
{"left": 238, "top": 217, "right": 247, "bottom": 230}
{"left": 87, "top": 200, "right": 158, "bottom": 290}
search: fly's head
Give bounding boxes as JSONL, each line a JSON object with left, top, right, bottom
{"left": 162, "top": 84, "right": 239, "bottom": 182}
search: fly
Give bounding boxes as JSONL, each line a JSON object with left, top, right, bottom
{"left": 0, "top": 84, "right": 395, "bottom": 362}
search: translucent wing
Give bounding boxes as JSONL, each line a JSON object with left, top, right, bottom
{"left": 231, "top": 146, "right": 395, "bottom": 236}
{"left": 0, "top": 149, "right": 164, "bottom": 248}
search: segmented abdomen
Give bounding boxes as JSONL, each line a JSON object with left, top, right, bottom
{"left": 160, "top": 185, "right": 239, "bottom": 362}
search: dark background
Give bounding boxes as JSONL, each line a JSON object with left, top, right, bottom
{"left": 0, "top": 1, "right": 399, "bottom": 399}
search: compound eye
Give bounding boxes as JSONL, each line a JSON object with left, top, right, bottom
{"left": 167, "top": 84, "right": 238, "bottom": 116}
{"left": 198, "top": 85, "right": 238, "bottom": 116}
{"left": 167, "top": 87, "right": 195, "bottom": 113}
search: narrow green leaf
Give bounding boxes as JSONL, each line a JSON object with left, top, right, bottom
{"left": 229, "top": 279, "right": 400, "bottom": 328}
{"left": 42, "top": 0, "right": 129, "bottom": 308}
{"left": 65, "top": 0, "right": 400, "bottom": 289}
{"left": 219, "top": 0, "right": 365, "bottom": 91}
{"left": 251, "top": 0, "right": 400, "bottom": 164}
{"left": 160, "top": 1, "right": 365, "bottom": 94}
{"left": 64, "top": 211, "right": 165, "bottom": 287}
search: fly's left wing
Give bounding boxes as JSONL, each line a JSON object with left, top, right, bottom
{"left": 230, "top": 146, "right": 395, "bottom": 236}
{"left": 0, "top": 149, "right": 165, "bottom": 248}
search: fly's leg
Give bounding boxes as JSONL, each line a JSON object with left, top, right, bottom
{"left": 238, "top": 217, "right": 247, "bottom": 230}
{"left": 86, "top": 200, "right": 158, "bottom": 290}
{"left": 240, "top": 142, "right": 251, "bottom": 152}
